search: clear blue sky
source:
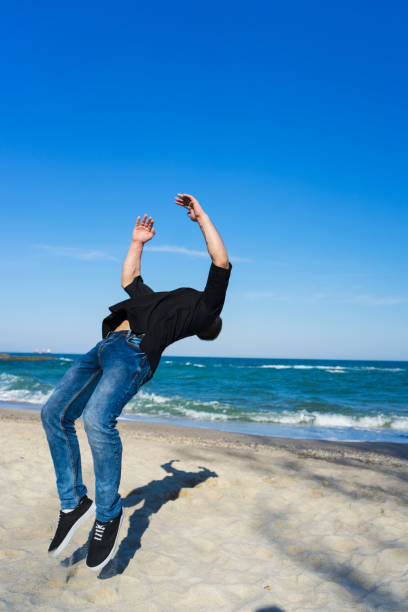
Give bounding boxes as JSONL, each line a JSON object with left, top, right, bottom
{"left": 1, "top": 1, "right": 407, "bottom": 360}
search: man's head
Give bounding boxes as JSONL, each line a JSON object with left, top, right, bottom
{"left": 196, "top": 316, "right": 222, "bottom": 341}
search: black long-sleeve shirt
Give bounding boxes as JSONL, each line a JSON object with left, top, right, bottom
{"left": 102, "top": 261, "right": 232, "bottom": 375}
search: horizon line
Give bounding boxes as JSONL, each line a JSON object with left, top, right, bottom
{"left": 1, "top": 351, "right": 407, "bottom": 363}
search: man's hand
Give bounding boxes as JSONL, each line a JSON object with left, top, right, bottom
{"left": 174, "top": 193, "right": 205, "bottom": 222}
{"left": 132, "top": 214, "right": 155, "bottom": 243}
{"left": 123, "top": 215, "right": 154, "bottom": 286}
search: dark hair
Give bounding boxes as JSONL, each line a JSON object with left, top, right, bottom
{"left": 196, "top": 316, "right": 222, "bottom": 341}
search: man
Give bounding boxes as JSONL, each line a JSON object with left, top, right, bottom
{"left": 41, "top": 193, "right": 232, "bottom": 572}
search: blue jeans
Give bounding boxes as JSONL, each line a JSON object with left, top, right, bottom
{"left": 41, "top": 330, "right": 152, "bottom": 522}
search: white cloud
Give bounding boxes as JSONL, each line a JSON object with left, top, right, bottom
{"left": 345, "top": 294, "right": 408, "bottom": 306}
{"left": 245, "top": 289, "right": 407, "bottom": 306}
{"left": 245, "top": 290, "right": 291, "bottom": 302}
{"left": 145, "top": 244, "right": 251, "bottom": 263}
{"left": 145, "top": 245, "right": 208, "bottom": 258}
{"left": 33, "top": 244, "right": 119, "bottom": 262}
{"left": 33, "top": 242, "right": 250, "bottom": 265}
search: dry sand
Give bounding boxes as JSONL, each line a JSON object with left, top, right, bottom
{"left": 0, "top": 407, "right": 407, "bottom": 611}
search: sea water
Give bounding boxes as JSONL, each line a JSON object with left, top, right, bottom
{"left": 1, "top": 353, "right": 407, "bottom": 442}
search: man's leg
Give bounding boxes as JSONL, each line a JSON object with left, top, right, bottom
{"left": 82, "top": 336, "right": 151, "bottom": 521}
{"left": 41, "top": 341, "right": 103, "bottom": 509}
{"left": 82, "top": 332, "right": 151, "bottom": 571}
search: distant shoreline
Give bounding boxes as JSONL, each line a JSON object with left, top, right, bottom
{"left": 0, "top": 353, "right": 56, "bottom": 361}
{"left": 2, "top": 405, "right": 408, "bottom": 463}
{"left": 2, "top": 401, "right": 408, "bottom": 452}
{"left": 1, "top": 352, "right": 407, "bottom": 363}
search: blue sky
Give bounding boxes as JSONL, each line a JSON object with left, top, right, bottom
{"left": 1, "top": 1, "right": 407, "bottom": 359}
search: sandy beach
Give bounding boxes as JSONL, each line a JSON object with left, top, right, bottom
{"left": 0, "top": 408, "right": 407, "bottom": 611}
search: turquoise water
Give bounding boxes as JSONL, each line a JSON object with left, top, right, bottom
{"left": 1, "top": 353, "right": 407, "bottom": 442}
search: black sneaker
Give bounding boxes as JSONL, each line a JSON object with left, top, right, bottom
{"left": 86, "top": 508, "right": 124, "bottom": 572}
{"left": 48, "top": 495, "right": 95, "bottom": 557}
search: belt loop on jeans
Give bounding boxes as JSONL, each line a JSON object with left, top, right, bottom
{"left": 105, "top": 330, "right": 145, "bottom": 340}
{"left": 106, "top": 330, "right": 128, "bottom": 339}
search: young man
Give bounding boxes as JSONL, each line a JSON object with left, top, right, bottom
{"left": 41, "top": 193, "right": 232, "bottom": 572}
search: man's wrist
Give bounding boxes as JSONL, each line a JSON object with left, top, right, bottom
{"left": 197, "top": 211, "right": 209, "bottom": 226}
{"left": 130, "top": 240, "right": 144, "bottom": 250}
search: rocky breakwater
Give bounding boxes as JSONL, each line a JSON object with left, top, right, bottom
{"left": 0, "top": 353, "right": 56, "bottom": 361}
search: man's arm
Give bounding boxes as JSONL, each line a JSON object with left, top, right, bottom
{"left": 121, "top": 214, "right": 155, "bottom": 290}
{"left": 174, "top": 193, "right": 232, "bottom": 313}
{"left": 174, "top": 193, "right": 229, "bottom": 269}
{"left": 121, "top": 241, "right": 143, "bottom": 288}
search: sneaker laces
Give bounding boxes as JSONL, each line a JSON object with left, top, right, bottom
{"left": 93, "top": 522, "right": 106, "bottom": 541}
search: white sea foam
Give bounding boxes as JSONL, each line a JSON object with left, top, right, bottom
{"left": 0, "top": 386, "right": 51, "bottom": 405}
{"left": 246, "top": 410, "right": 408, "bottom": 430}
{"left": 312, "top": 413, "right": 387, "bottom": 428}
{"left": 58, "top": 357, "right": 73, "bottom": 362}
{"left": 126, "top": 390, "right": 222, "bottom": 410}
{"left": 0, "top": 372, "right": 25, "bottom": 383}
{"left": 237, "top": 364, "right": 405, "bottom": 373}
{"left": 0, "top": 373, "right": 18, "bottom": 384}
{"left": 390, "top": 417, "right": 408, "bottom": 429}
{"left": 122, "top": 386, "right": 408, "bottom": 431}
{"left": 258, "top": 365, "right": 346, "bottom": 372}
{"left": 0, "top": 373, "right": 51, "bottom": 404}
{"left": 123, "top": 398, "right": 408, "bottom": 430}
{"left": 184, "top": 362, "right": 206, "bottom": 367}
{"left": 359, "top": 367, "right": 405, "bottom": 372}
{"left": 173, "top": 408, "right": 228, "bottom": 421}
{"left": 258, "top": 365, "right": 292, "bottom": 369}
{"left": 132, "top": 408, "right": 230, "bottom": 421}
{"left": 134, "top": 390, "right": 171, "bottom": 404}
{"left": 163, "top": 359, "right": 206, "bottom": 367}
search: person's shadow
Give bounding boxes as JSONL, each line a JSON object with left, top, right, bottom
{"left": 61, "top": 460, "right": 218, "bottom": 579}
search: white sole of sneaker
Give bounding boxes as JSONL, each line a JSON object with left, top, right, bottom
{"left": 86, "top": 508, "right": 125, "bottom": 572}
{"left": 49, "top": 502, "right": 96, "bottom": 558}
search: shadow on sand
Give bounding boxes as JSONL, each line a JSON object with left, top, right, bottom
{"left": 61, "top": 459, "right": 217, "bottom": 579}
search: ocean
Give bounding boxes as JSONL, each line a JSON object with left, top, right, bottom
{"left": 1, "top": 353, "right": 407, "bottom": 443}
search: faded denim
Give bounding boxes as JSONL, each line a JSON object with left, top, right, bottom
{"left": 41, "top": 330, "right": 152, "bottom": 521}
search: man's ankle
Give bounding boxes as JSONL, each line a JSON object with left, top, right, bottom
{"left": 61, "top": 495, "right": 88, "bottom": 513}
